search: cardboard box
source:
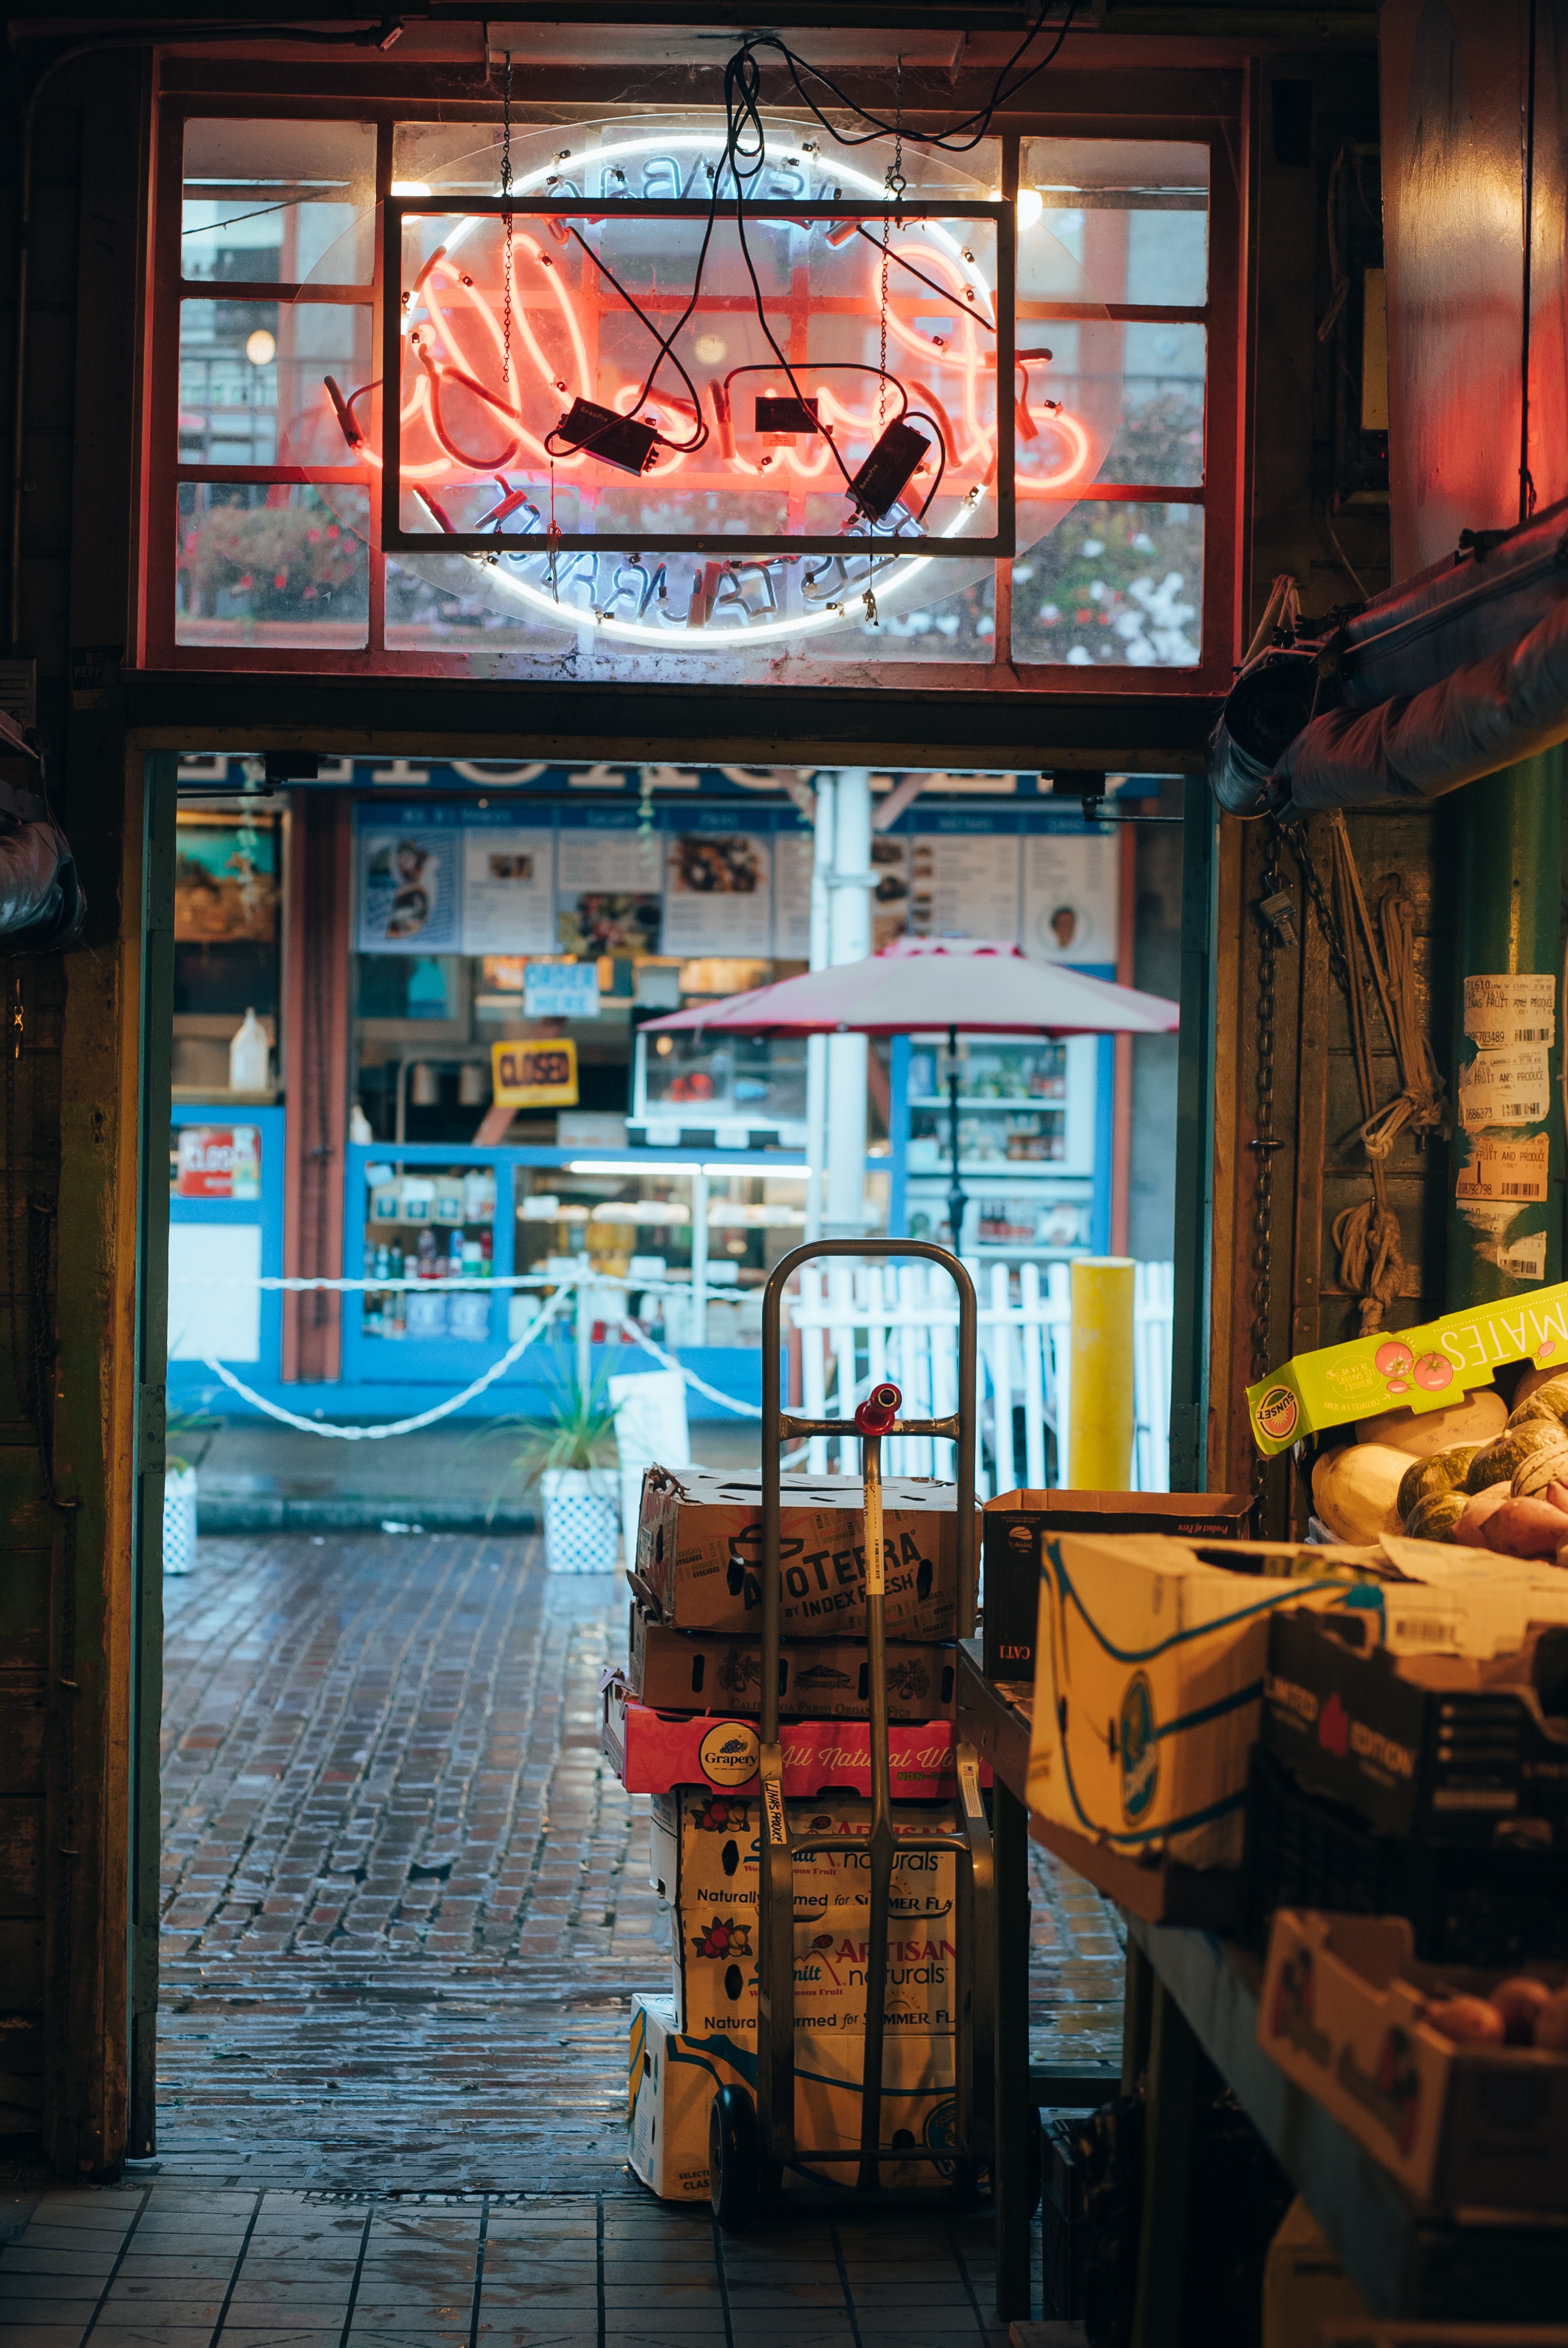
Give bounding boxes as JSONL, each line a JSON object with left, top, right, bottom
{"left": 649, "top": 1789, "right": 960, "bottom": 2037}
{"left": 1261, "top": 2198, "right": 1368, "bottom": 2348}
{"left": 982, "top": 1489, "right": 1255, "bottom": 1682}
{"left": 1026, "top": 1533, "right": 1361, "bottom": 1869}
{"left": 1247, "top": 1279, "right": 1568, "bottom": 1458}
{"left": 603, "top": 1678, "right": 969, "bottom": 1800}
{"left": 1322, "top": 2331, "right": 1568, "bottom": 2348}
{"left": 1259, "top": 1910, "right": 1568, "bottom": 2213}
{"left": 1264, "top": 1608, "right": 1568, "bottom": 1846}
{"left": 628, "top": 1606, "right": 955, "bottom": 1722}
{"left": 633, "top": 1466, "right": 973, "bottom": 1641}
{"left": 627, "top": 1994, "right": 957, "bottom": 2201}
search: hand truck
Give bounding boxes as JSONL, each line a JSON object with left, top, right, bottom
{"left": 708, "top": 1236, "right": 994, "bottom": 2226}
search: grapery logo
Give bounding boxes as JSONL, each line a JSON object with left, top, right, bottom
{"left": 698, "top": 1721, "right": 761, "bottom": 1788}
{"left": 1255, "top": 1383, "right": 1299, "bottom": 1442}
{"left": 1119, "top": 1672, "right": 1158, "bottom": 1824}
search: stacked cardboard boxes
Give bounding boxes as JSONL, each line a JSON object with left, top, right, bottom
{"left": 606, "top": 1465, "right": 977, "bottom": 2199}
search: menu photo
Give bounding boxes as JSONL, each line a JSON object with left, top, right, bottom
{"left": 357, "top": 825, "right": 460, "bottom": 953}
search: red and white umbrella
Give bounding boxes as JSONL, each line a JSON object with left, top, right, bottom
{"left": 642, "top": 939, "right": 1179, "bottom": 1241}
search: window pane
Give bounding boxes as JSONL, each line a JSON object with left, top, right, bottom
{"left": 1097, "top": 324, "right": 1206, "bottom": 486}
{"left": 178, "top": 300, "right": 372, "bottom": 467}
{"left": 182, "top": 119, "right": 375, "bottom": 286}
{"left": 176, "top": 483, "right": 369, "bottom": 648}
{"left": 1011, "top": 502, "right": 1203, "bottom": 669}
{"left": 1021, "top": 139, "right": 1209, "bottom": 308}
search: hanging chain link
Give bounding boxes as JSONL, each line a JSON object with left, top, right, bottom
{"left": 500, "top": 56, "right": 514, "bottom": 393}
{"left": 878, "top": 59, "right": 906, "bottom": 426}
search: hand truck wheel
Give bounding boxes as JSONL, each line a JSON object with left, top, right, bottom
{"left": 708, "top": 2085, "right": 761, "bottom": 2230}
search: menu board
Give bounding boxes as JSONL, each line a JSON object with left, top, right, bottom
{"left": 1021, "top": 832, "right": 1119, "bottom": 965}
{"left": 909, "top": 832, "right": 1020, "bottom": 941}
{"left": 662, "top": 831, "right": 774, "bottom": 955}
{"left": 555, "top": 821, "right": 664, "bottom": 958}
{"left": 772, "top": 831, "right": 815, "bottom": 958}
{"left": 460, "top": 826, "right": 556, "bottom": 953}
{"left": 357, "top": 820, "right": 462, "bottom": 952}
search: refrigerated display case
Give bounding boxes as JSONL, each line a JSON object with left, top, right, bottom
{"left": 888, "top": 1032, "right": 1103, "bottom": 1261}
{"left": 628, "top": 1026, "right": 810, "bottom": 1151}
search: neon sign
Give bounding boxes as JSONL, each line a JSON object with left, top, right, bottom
{"left": 295, "top": 122, "right": 1114, "bottom": 649}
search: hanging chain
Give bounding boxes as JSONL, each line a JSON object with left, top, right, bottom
{"left": 879, "top": 59, "right": 905, "bottom": 427}
{"left": 1249, "top": 829, "right": 1283, "bottom": 1403}
{"left": 500, "top": 56, "right": 514, "bottom": 393}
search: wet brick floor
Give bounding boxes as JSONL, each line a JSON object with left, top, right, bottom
{"left": 0, "top": 1532, "right": 1121, "bottom": 2341}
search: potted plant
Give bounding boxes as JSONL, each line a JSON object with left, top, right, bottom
{"left": 164, "top": 1409, "right": 221, "bottom": 1576}
{"left": 502, "top": 1348, "right": 622, "bottom": 1573}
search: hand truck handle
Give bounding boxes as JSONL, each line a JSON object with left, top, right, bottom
{"left": 758, "top": 1237, "right": 978, "bottom": 1746}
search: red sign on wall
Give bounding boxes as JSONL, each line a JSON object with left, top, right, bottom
{"left": 176, "top": 1125, "right": 261, "bottom": 1199}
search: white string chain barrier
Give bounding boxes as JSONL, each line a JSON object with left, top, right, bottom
{"left": 177, "top": 1271, "right": 770, "bottom": 1436}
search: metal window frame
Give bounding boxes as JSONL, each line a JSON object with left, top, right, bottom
{"left": 380, "top": 192, "right": 1017, "bottom": 560}
{"left": 144, "top": 96, "right": 1239, "bottom": 697}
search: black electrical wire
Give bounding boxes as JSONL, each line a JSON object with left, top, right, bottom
{"left": 848, "top": 224, "right": 996, "bottom": 329}
{"left": 902, "top": 409, "right": 947, "bottom": 521}
{"left": 721, "top": 362, "right": 909, "bottom": 422}
{"left": 560, "top": 225, "right": 711, "bottom": 455}
{"left": 737, "top": 5, "right": 1077, "bottom": 156}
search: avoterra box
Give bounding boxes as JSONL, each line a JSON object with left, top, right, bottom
{"left": 629, "top": 1607, "right": 956, "bottom": 1722}
{"left": 1247, "top": 1279, "right": 1568, "bottom": 1457}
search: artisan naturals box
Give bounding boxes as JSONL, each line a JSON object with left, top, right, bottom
{"left": 634, "top": 1466, "right": 973, "bottom": 1640}
{"left": 629, "top": 1606, "right": 956, "bottom": 1722}
{"left": 1026, "top": 1533, "right": 1358, "bottom": 1869}
{"left": 628, "top": 1995, "right": 956, "bottom": 2201}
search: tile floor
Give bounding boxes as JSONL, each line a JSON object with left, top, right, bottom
{"left": 1, "top": 1532, "right": 1120, "bottom": 2341}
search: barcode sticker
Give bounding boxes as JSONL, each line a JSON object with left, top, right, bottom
{"left": 1455, "top": 1133, "right": 1550, "bottom": 1201}
{"left": 1464, "top": 972, "right": 1556, "bottom": 1050}
{"left": 1458, "top": 1043, "right": 1552, "bottom": 1130}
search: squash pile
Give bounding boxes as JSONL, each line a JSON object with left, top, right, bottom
{"left": 1310, "top": 1367, "right": 1568, "bottom": 1560}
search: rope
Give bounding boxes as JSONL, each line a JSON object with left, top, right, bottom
{"left": 614, "top": 1315, "right": 763, "bottom": 1417}
{"left": 1317, "top": 814, "right": 1449, "bottom": 1334}
{"left": 199, "top": 1288, "right": 567, "bottom": 1440}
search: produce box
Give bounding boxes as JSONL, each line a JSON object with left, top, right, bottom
{"left": 1040, "top": 2116, "right": 1089, "bottom": 2322}
{"left": 1259, "top": 1910, "right": 1568, "bottom": 2213}
{"left": 1026, "top": 1534, "right": 1360, "bottom": 1869}
{"left": 1247, "top": 1279, "right": 1568, "bottom": 1457}
{"left": 1323, "top": 2330, "right": 1568, "bottom": 2347}
{"left": 649, "top": 1788, "right": 959, "bottom": 2036}
{"left": 602, "top": 1677, "right": 970, "bottom": 1800}
{"left": 628, "top": 1606, "right": 956, "bottom": 1722}
{"left": 633, "top": 1465, "right": 973, "bottom": 1640}
{"left": 1263, "top": 1607, "right": 1568, "bottom": 1846}
{"left": 1244, "top": 1746, "right": 1568, "bottom": 1964}
{"left": 982, "top": 1488, "right": 1255, "bottom": 1681}
{"left": 627, "top": 1994, "right": 956, "bottom": 2201}
{"left": 1261, "top": 2198, "right": 1368, "bottom": 2348}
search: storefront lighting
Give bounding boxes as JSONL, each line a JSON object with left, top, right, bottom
{"left": 566, "top": 1158, "right": 702, "bottom": 1175}
{"left": 700, "top": 1162, "right": 809, "bottom": 1179}
{"left": 245, "top": 329, "right": 276, "bottom": 367}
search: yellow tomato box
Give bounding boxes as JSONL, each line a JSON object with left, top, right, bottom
{"left": 1026, "top": 1533, "right": 1359, "bottom": 1870}
{"left": 1260, "top": 1911, "right": 1568, "bottom": 2213}
{"left": 1247, "top": 1277, "right": 1568, "bottom": 1457}
{"left": 628, "top": 1995, "right": 958, "bottom": 2201}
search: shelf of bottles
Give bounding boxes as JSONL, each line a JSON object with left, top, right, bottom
{"left": 362, "top": 1162, "right": 499, "bottom": 1342}
{"left": 900, "top": 1034, "right": 1097, "bottom": 1258}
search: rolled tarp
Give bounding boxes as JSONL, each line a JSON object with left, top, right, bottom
{"left": 0, "top": 817, "right": 86, "bottom": 952}
{"left": 1273, "top": 591, "right": 1568, "bottom": 814}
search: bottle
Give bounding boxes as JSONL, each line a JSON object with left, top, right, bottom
{"left": 228, "top": 1009, "right": 270, "bottom": 1092}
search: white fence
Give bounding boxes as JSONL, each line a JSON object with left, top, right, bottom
{"left": 790, "top": 1258, "right": 1175, "bottom": 1494}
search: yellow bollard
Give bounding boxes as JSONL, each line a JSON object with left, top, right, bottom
{"left": 1068, "top": 1257, "right": 1136, "bottom": 1489}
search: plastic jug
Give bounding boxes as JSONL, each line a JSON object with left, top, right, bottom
{"left": 228, "top": 1009, "right": 270, "bottom": 1092}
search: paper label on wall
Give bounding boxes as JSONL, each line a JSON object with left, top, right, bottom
{"left": 357, "top": 824, "right": 460, "bottom": 952}
{"left": 662, "top": 832, "right": 773, "bottom": 955}
{"left": 1463, "top": 972, "right": 1557, "bottom": 1051}
{"left": 1021, "top": 832, "right": 1119, "bottom": 965}
{"left": 1455, "top": 1133, "right": 1551, "bottom": 1203}
{"left": 1458, "top": 1045, "right": 1552, "bottom": 1129}
{"left": 772, "top": 831, "right": 815, "bottom": 959}
{"left": 556, "top": 825, "right": 662, "bottom": 895}
{"left": 909, "top": 832, "right": 1020, "bottom": 941}
{"left": 460, "top": 827, "right": 555, "bottom": 953}
{"left": 1499, "top": 1231, "right": 1550, "bottom": 1283}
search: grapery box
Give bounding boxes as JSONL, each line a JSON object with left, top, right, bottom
{"left": 603, "top": 1680, "right": 967, "bottom": 1800}
{"left": 1259, "top": 1909, "right": 1568, "bottom": 2213}
{"left": 628, "top": 1995, "right": 956, "bottom": 2201}
{"left": 982, "top": 1489, "right": 1255, "bottom": 1681}
{"left": 1026, "top": 1533, "right": 1357, "bottom": 1869}
{"left": 634, "top": 1466, "right": 973, "bottom": 1641}
{"left": 629, "top": 1605, "right": 956, "bottom": 1722}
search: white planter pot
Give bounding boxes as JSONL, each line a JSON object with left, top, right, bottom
{"left": 164, "top": 1467, "right": 199, "bottom": 1576}
{"left": 540, "top": 1468, "right": 619, "bottom": 1574}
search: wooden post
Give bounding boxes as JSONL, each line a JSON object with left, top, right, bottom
{"left": 281, "top": 792, "right": 353, "bottom": 1383}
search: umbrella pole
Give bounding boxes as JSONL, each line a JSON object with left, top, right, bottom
{"left": 945, "top": 1022, "right": 967, "bottom": 1249}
